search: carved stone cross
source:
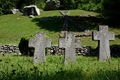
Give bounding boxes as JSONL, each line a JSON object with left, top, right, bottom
{"left": 29, "top": 32, "right": 51, "bottom": 63}
{"left": 93, "top": 25, "right": 115, "bottom": 61}
{"left": 59, "top": 32, "right": 81, "bottom": 64}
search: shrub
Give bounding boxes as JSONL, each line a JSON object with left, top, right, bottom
{"left": 0, "top": 0, "right": 16, "bottom": 14}
{"left": 102, "top": 0, "right": 120, "bottom": 25}
{"left": 0, "top": 0, "right": 45, "bottom": 15}
{"left": 60, "top": 0, "right": 103, "bottom": 11}
{"left": 35, "top": 0, "right": 46, "bottom": 9}
{"left": 19, "top": 35, "right": 34, "bottom": 56}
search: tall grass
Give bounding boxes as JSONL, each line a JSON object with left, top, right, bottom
{"left": 0, "top": 54, "right": 119, "bottom": 80}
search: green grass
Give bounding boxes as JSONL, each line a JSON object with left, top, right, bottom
{"left": 0, "top": 54, "right": 120, "bottom": 80}
{"left": 0, "top": 10, "right": 120, "bottom": 47}
{"left": 0, "top": 10, "right": 120, "bottom": 80}
{"left": 0, "top": 10, "right": 100, "bottom": 45}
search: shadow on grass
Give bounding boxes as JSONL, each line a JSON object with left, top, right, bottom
{"left": 90, "top": 44, "right": 120, "bottom": 57}
{"left": 32, "top": 16, "right": 63, "bottom": 32}
{"left": 0, "top": 68, "right": 119, "bottom": 80}
{"left": 116, "top": 35, "right": 120, "bottom": 39}
{"left": 110, "top": 45, "right": 120, "bottom": 57}
{"left": 18, "top": 37, "right": 34, "bottom": 56}
{"left": 32, "top": 16, "right": 103, "bottom": 32}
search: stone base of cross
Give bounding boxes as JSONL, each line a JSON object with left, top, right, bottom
{"left": 29, "top": 32, "right": 51, "bottom": 64}
{"left": 93, "top": 25, "right": 115, "bottom": 61}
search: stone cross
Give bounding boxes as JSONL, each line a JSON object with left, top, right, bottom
{"left": 93, "top": 25, "right": 115, "bottom": 61}
{"left": 29, "top": 32, "right": 51, "bottom": 64}
{"left": 59, "top": 32, "right": 81, "bottom": 64}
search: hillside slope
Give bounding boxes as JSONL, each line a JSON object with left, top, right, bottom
{"left": 0, "top": 10, "right": 120, "bottom": 48}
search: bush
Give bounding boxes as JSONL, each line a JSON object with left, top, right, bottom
{"left": 0, "top": 0, "right": 45, "bottom": 15}
{"left": 0, "top": 0, "right": 16, "bottom": 14}
{"left": 18, "top": 35, "right": 34, "bottom": 56}
{"left": 60, "top": 0, "right": 76, "bottom": 9}
{"left": 102, "top": 0, "right": 120, "bottom": 25}
{"left": 35, "top": 0, "right": 46, "bottom": 9}
{"left": 60, "top": 0, "right": 103, "bottom": 11}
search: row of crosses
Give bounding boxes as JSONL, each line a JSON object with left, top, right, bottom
{"left": 29, "top": 25, "right": 115, "bottom": 64}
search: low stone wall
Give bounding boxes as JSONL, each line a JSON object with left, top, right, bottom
{"left": 47, "top": 46, "right": 91, "bottom": 56}
{"left": 0, "top": 45, "right": 91, "bottom": 56}
{"left": 0, "top": 45, "right": 20, "bottom": 53}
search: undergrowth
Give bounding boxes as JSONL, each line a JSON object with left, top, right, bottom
{"left": 0, "top": 54, "right": 119, "bottom": 80}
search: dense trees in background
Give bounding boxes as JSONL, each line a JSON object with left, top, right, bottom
{"left": 0, "top": 0, "right": 45, "bottom": 14}
{"left": 0, "top": 0, "right": 16, "bottom": 14}
{"left": 0, "top": 0, "right": 120, "bottom": 25}
{"left": 0, "top": 0, "right": 103, "bottom": 14}
{"left": 60, "top": 0, "right": 102, "bottom": 11}
{"left": 102, "top": 0, "right": 120, "bottom": 25}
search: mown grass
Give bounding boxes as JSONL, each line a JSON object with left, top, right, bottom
{"left": 0, "top": 54, "right": 120, "bottom": 80}
{"left": 0, "top": 10, "right": 120, "bottom": 48}
{"left": 0, "top": 10, "right": 102, "bottom": 45}
{"left": 0, "top": 9, "right": 120, "bottom": 80}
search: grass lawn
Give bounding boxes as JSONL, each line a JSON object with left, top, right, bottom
{"left": 0, "top": 10, "right": 120, "bottom": 80}
{"left": 0, "top": 10, "right": 120, "bottom": 48}
{"left": 0, "top": 54, "right": 120, "bottom": 80}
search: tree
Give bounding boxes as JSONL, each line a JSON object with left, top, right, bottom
{"left": 102, "top": 0, "right": 120, "bottom": 25}
{"left": 0, "top": 0, "right": 16, "bottom": 14}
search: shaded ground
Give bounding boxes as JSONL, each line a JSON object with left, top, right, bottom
{"left": 32, "top": 16, "right": 104, "bottom": 32}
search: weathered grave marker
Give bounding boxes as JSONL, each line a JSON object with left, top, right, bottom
{"left": 59, "top": 32, "right": 81, "bottom": 64}
{"left": 29, "top": 32, "right": 51, "bottom": 63}
{"left": 59, "top": 33, "right": 76, "bottom": 64}
{"left": 93, "top": 25, "right": 115, "bottom": 61}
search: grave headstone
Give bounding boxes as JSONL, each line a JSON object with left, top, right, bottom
{"left": 59, "top": 32, "right": 81, "bottom": 64}
{"left": 93, "top": 25, "right": 115, "bottom": 61}
{"left": 29, "top": 32, "right": 51, "bottom": 63}
{"left": 23, "top": 5, "right": 40, "bottom": 16}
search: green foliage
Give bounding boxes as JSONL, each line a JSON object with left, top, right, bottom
{"left": 36, "top": 0, "right": 46, "bottom": 9}
{"left": 60, "top": 0, "right": 76, "bottom": 9}
{"left": 0, "top": 10, "right": 99, "bottom": 45}
{"left": 16, "top": 0, "right": 46, "bottom": 9}
{"left": 0, "top": 0, "right": 104, "bottom": 15}
{"left": 0, "top": 8, "right": 3, "bottom": 15}
{"left": 21, "top": 34, "right": 34, "bottom": 40}
{"left": 102, "top": 0, "right": 120, "bottom": 15}
{"left": 0, "top": 10, "right": 120, "bottom": 47}
{"left": 0, "top": 0, "right": 16, "bottom": 14}
{"left": 0, "top": 54, "right": 120, "bottom": 80}
{"left": 102, "top": 0, "right": 120, "bottom": 25}
{"left": 17, "top": 0, "right": 46, "bottom": 9}
{"left": 0, "top": 0, "right": 46, "bottom": 14}
{"left": 60, "top": 0, "right": 103, "bottom": 11}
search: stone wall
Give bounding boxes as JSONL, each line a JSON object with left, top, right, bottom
{"left": 0, "top": 45, "right": 20, "bottom": 53}
{"left": 47, "top": 46, "right": 91, "bottom": 56}
{"left": 0, "top": 45, "right": 90, "bottom": 56}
